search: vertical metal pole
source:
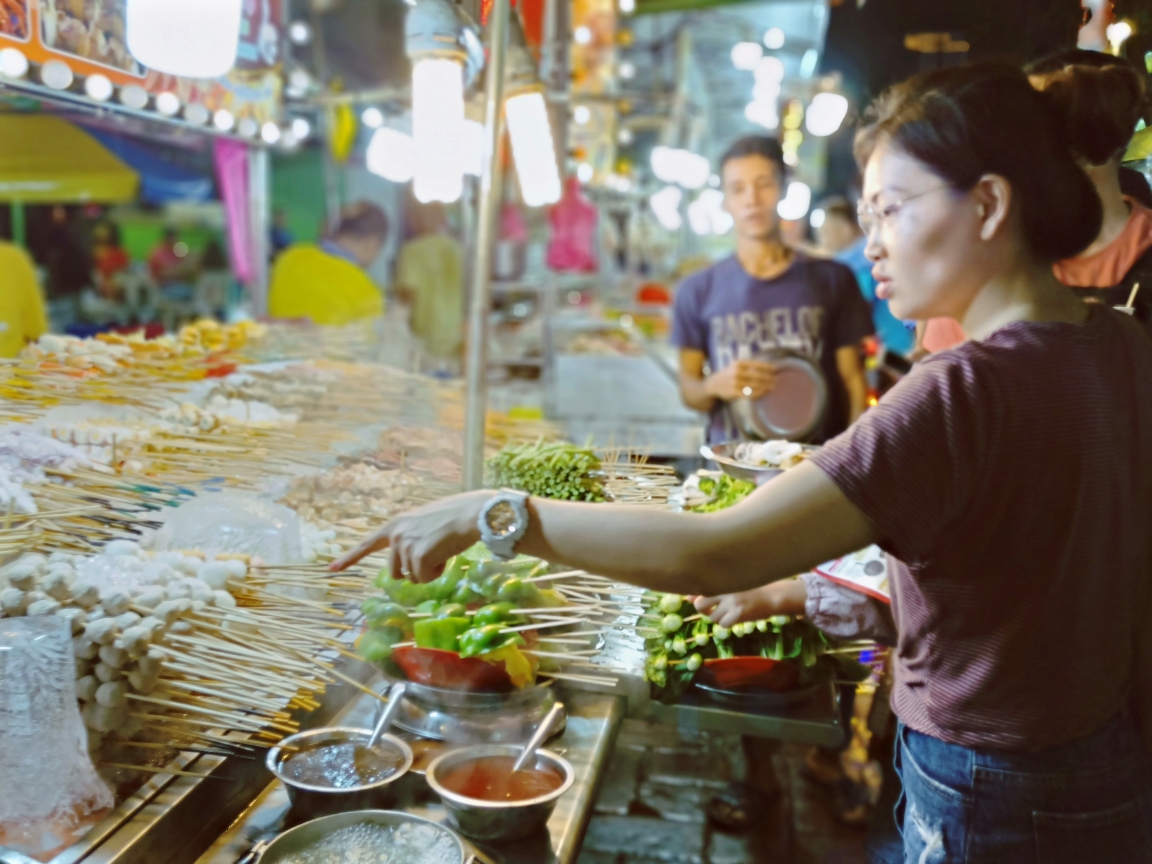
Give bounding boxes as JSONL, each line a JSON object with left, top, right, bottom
{"left": 248, "top": 146, "right": 271, "bottom": 317}
{"left": 10, "top": 202, "right": 25, "bottom": 247}
{"left": 462, "top": 0, "right": 511, "bottom": 491}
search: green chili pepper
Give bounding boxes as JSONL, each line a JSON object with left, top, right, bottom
{"left": 414, "top": 616, "right": 471, "bottom": 652}
{"left": 426, "top": 557, "right": 467, "bottom": 601}
{"left": 433, "top": 603, "right": 468, "bottom": 619}
{"left": 458, "top": 624, "right": 526, "bottom": 658}
{"left": 473, "top": 602, "right": 517, "bottom": 627}
{"left": 451, "top": 580, "right": 486, "bottom": 606}
{"left": 386, "top": 579, "right": 431, "bottom": 608}
{"left": 358, "top": 626, "right": 405, "bottom": 662}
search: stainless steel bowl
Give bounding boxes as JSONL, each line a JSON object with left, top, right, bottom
{"left": 257, "top": 809, "right": 470, "bottom": 864}
{"left": 426, "top": 744, "right": 574, "bottom": 841}
{"left": 265, "top": 727, "right": 413, "bottom": 815}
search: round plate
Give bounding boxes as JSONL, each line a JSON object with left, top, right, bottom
{"left": 730, "top": 354, "right": 827, "bottom": 441}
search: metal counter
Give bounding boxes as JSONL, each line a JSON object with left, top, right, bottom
{"left": 194, "top": 686, "right": 625, "bottom": 864}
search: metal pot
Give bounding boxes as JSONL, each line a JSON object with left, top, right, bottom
{"left": 256, "top": 809, "right": 472, "bottom": 864}
{"left": 426, "top": 744, "right": 574, "bottom": 841}
{"left": 265, "top": 727, "right": 413, "bottom": 815}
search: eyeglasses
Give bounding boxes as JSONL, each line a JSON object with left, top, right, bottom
{"left": 857, "top": 185, "right": 952, "bottom": 235}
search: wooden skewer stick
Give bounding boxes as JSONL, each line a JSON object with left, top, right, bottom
{"left": 1127, "top": 282, "right": 1141, "bottom": 309}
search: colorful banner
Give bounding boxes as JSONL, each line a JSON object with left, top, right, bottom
{"left": 0, "top": 0, "right": 282, "bottom": 124}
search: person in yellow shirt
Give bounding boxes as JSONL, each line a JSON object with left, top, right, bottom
{"left": 0, "top": 241, "right": 49, "bottom": 359}
{"left": 269, "top": 202, "right": 388, "bottom": 326}
{"left": 395, "top": 201, "right": 464, "bottom": 369}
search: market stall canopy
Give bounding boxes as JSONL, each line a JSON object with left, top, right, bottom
{"left": 84, "top": 128, "right": 215, "bottom": 205}
{"left": 0, "top": 115, "right": 139, "bottom": 203}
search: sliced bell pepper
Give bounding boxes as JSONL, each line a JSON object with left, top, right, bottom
{"left": 362, "top": 599, "right": 411, "bottom": 632}
{"left": 458, "top": 624, "right": 526, "bottom": 658}
{"left": 427, "top": 557, "right": 467, "bottom": 601}
{"left": 477, "top": 643, "right": 537, "bottom": 689}
{"left": 414, "top": 616, "right": 472, "bottom": 652}
{"left": 433, "top": 602, "right": 468, "bottom": 619}
{"left": 473, "top": 601, "right": 517, "bottom": 627}
{"left": 451, "top": 580, "right": 486, "bottom": 606}
{"left": 358, "top": 626, "right": 405, "bottom": 662}
{"left": 386, "top": 579, "right": 431, "bottom": 608}
{"left": 415, "top": 599, "right": 440, "bottom": 615}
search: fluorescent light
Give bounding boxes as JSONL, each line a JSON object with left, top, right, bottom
{"left": 745, "top": 100, "right": 779, "bottom": 130}
{"left": 411, "top": 57, "right": 465, "bottom": 204}
{"left": 261, "top": 122, "right": 282, "bottom": 144}
{"left": 810, "top": 207, "right": 825, "bottom": 228}
{"left": 620, "top": 0, "right": 636, "bottom": 13}
{"left": 650, "top": 146, "right": 710, "bottom": 189}
{"left": 619, "top": 61, "right": 636, "bottom": 79}
{"left": 506, "top": 90, "right": 562, "bottom": 207}
{"left": 573, "top": 104, "right": 591, "bottom": 125}
{"left": 731, "top": 41, "right": 763, "bottom": 71}
{"left": 362, "top": 107, "right": 384, "bottom": 129}
{"left": 651, "top": 186, "right": 683, "bottom": 231}
{"left": 462, "top": 119, "right": 486, "bottom": 177}
{"left": 618, "top": 127, "right": 634, "bottom": 145}
{"left": 214, "top": 109, "right": 235, "bottom": 131}
{"left": 288, "top": 21, "right": 312, "bottom": 45}
{"left": 0, "top": 48, "right": 28, "bottom": 79}
{"left": 184, "top": 103, "right": 210, "bottom": 125}
{"left": 763, "top": 28, "right": 785, "bottom": 49}
{"left": 574, "top": 26, "right": 592, "bottom": 45}
{"left": 576, "top": 162, "right": 594, "bottom": 183}
{"left": 800, "top": 48, "right": 819, "bottom": 78}
{"left": 291, "top": 117, "right": 312, "bottom": 140}
{"left": 805, "top": 92, "right": 848, "bottom": 137}
{"left": 120, "top": 85, "right": 149, "bottom": 109}
{"left": 155, "top": 92, "right": 181, "bottom": 116}
{"left": 238, "top": 117, "right": 259, "bottom": 138}
{"left": 41, "top": 60, "right": 73, "bottom": 90}
{"left": 126, "top": 0, "right": 243, "bottom": 79}
{"left": 366, "top": 127, "right": 416, "bottom": 183}
{"left": 755, "top": 55, "right": 785, "bottom": 84}
{"left": 85, "top": 74, "right": 114, "bottom": 101}
{"left": 777, "top": 181, "right": 811, "bottom": 221}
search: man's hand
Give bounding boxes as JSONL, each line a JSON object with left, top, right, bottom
{"left": 692, "top": 579, "right": 808, "bottom": 628}
{"left": 706, "top": 360, "right": 777, "bottom": 402}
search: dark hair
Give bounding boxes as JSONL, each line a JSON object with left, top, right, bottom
{"left": 817, "top": 195, "right": 856, "bottom": 224}
{"left": 335, "top": 201, "right": 389, "bottom": 242}
{"left": 719, "top": 136, "right": 786, "bottom": 180}
{"left": 1025, "top": 50, "right": 1147, "bottom": 166}
{"left": 855, "top": 62, "right": 1102, "bottom": 263}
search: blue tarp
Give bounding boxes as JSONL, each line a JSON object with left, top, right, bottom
{"left": 84, "top": 128, "right": 215, "bottom": 205}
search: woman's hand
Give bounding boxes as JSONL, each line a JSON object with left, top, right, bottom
{"left": 693, "top": 579, "right": 808, "bottom": 628}
{"left": 329, "top": 490, "right": 489, "bottom": 579}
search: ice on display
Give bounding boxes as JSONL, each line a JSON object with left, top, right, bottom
{"left": 0, "top": 616, "right": 113, "bottom": 856}
{"left": 273, "top": 821, "right": 460, "bottom": 864}
{"left": 144, "top": 490, "right": 305, "bottom": 564}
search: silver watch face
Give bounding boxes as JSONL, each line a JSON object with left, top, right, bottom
{"left": 485, "top": 500, "right": 519, "bottom": 538}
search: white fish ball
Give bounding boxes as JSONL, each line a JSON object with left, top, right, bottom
{"left": 27, "top": 598, "right": 62, "bottom": 616}
{"left": 222, "top": 559, "right": 248, "bottom": 580}
{"left": 73, "top": 635, "right": 99, "bottom": 660}
{"left": 48, "top": 552, "right": 74, "bottom": 565}
{"left": 152, "top": 600, "right": 181, "bottom": 625}
{"left": 136, "top": 617, "right": 164, "bottom": 640}
{"left": 57, "top": 607, "right": 88, "bottom": 635}
{"left": 169, "top": 620, "right": 194, "bottom": 635}
{"left": 109, "top": 714, "right": 143, "bottom": 740}
{"left": 88, "top": 703, "right": 127, "bottom": 733}
{"left": 85, "top": 618, "right": 119, "bottom": 645}
{"left": 70, "top": 581, "right": 100, "bottom": 609}
{"left": 114, "top": 611, "right": 141, "bottom": 630}
{"left": 164, "top": 583, "right": 191, "bottom": 601}
{"left": 94, "top": 662, "right": 123, "bottom": 683}
{"left": 212, "top": 591, "right": 237, "bottom": 610}
{"left": 1, "top": 588, "right": 27, "bottom": 615}
{"left": 76, "top": 657, "right": 92, "bottom": 679}
{"left": 197, "top": 562, "right": 230, "bottom": 590}
{"left": 95, "top": 680, "right": 128, "bottom": 707}
{"left": 76, "top": 674, "right": 99, "bottom": 702}
{"left": 137, "top": 649, "right": 164, "bottom": 677}
{"left": 134, "top": 586, "right": 165, "bottom": 610}
{"left": 127, "top": 669, "right": 158, "bottom": 694}
{"left": 102, "top": 591, "right": 131, "bottom": 617}
{"left": 6, "top": 570, "right": 36, "bottom": 592}
{"left": 174, "top": 598, "right": 193, "bottom": 616}
{"left": 104, "top": 540, "right": 140, "bottom": 558}
{"left": 24, "top": 590, "right": 46, "bottom": 606}
{"left": 98, "top": 644, "right": 127, "bottom": 668}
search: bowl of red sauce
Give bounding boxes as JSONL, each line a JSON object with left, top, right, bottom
{"left": 425, "top": 744, "right": 574, "bottom": 841}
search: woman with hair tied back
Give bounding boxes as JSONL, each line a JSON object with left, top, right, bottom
{"left": 1030, "top": 50, "right": 1152, "bottom": 333}
{"left": 333, "top": 63, "right": 1152, "bottom": 861}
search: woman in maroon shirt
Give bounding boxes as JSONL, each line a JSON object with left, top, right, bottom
{"left": 336, "top": 64, "right": 1152, "bottom": 861}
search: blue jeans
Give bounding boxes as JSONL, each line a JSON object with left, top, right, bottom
{"left": 871, "top": 714, "right": 1152, "bottom": 863}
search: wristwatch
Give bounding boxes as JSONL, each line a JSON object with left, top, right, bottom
{"left": 477, "top": 489, "right": 530, "bottom": 561}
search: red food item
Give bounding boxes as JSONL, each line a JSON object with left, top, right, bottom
{"left": 439, "top": 755, "right": 564, "bottom": 802}
{"left": 636, "top": 283, "right": 671, "bottom": 305}
{"left": 697, "top": 657, "right": 800, "bottom": 692}
{"left": 391, "top": 647, "right": 514, "bottom": 692}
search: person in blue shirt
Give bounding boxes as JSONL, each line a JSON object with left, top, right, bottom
{"left": 816, "top": 196, "right": 914, "bottom": 356}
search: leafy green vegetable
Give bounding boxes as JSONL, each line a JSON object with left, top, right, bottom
{"left": 458, "top": 624, "right": 527, "bottom": 658}
{"left": 692, "top": 475, "right": 755, "bottom": 513}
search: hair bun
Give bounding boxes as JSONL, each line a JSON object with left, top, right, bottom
{"left": 1032, "top": 61, "right": 1147, "bottom": 166}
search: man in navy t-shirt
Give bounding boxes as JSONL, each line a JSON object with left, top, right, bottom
{"left": 672, "top": 136, "right": 874, "bottom": 444}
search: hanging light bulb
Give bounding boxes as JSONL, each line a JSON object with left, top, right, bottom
{"left": 805, "top": 91, "right": 848, "bottom": 137}
{"left": 126, "top": 0, "right": 243, "bottom": 79}
{"left": 506, "top": 92, "right": 562, "bottom": 206}
{"left": 406, "top": 0, "right": 477, "bottom": 205}
{"left": 366, "top": 128, "right": 416, "bottom": 183}
{"left": 777, "top": 181, "right": 811, "bottom": 221}
{"left": 503, "top": 19, "right": 562, "bottom": 207}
